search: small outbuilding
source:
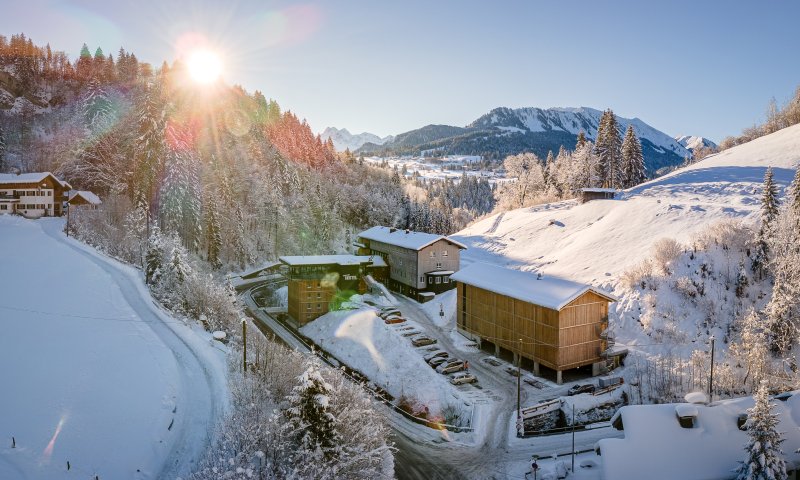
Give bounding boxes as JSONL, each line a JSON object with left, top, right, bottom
{"left": 68, "top": 190, "right": 102, "bottom": 209}
{"left": 579, "top": 188, "right": 616, "bottom": 203}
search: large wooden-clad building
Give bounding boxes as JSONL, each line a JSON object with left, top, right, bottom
{"left": 356, "top": 226, "right": 466, "bottom": 297}
{"left": 451, "top": 263, "right": 617, "bottom": 384}
{"left": 280, "top": 255, "right": 388, "bottom": 325}
{"left": 0, "top": 172, "right": 72, "bottom": 217}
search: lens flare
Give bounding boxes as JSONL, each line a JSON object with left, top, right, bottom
{"left": 41, "top": 415, "right": 67, "bottom": 463}
{"left": 187, "top": 49, "right": 223, "bottom": 84}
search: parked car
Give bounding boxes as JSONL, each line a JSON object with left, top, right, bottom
{"left": 423, "top": 350, "right": 448, "bottom": 362}
{"left": 379, "top": 307, "right": 400, "bottom": 316}
{"left": 411, "top": 336, "right": 437, "bottom": 347}
{"left": 363, "top": 300, "right": 378, "bottom": 307}
{"left": 567, "top": 384, "right": 596, "bottom": 396}
{"left": 450, "top": 372, "right": 477, "bottom": 385}
{"left": 384, "top": 316, "right": 406, "bottom": 325}
{"left": 401, "top": 330, "right": 422, "bottom": 337}
{"left": 437, "top": 359, "right": 466, "bottom": 374}
{"left": 428, "top": 356, "right": 449, "bottom": 368}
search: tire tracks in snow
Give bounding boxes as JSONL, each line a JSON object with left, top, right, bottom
{"left": 42, "top": 222, "right": 224, "bottom": 479}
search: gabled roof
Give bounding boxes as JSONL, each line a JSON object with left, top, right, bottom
{"left": 598, "top": 392, "right": 800, "bottom": 480}
{"left": 358, "top": 226, "right": 467, "bottom": 251}
{"left": 450, "top": 262, "right": 617, "bottom": 311}
{"left": 0, "top": 172, "right": 60, "bottom": 185}
{"left": 69, "top": 190, "right": 102, "bottom": 205}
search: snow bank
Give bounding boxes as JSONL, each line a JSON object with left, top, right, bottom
{"left": 300, "top": 308, "right": 457, "bottom": 412}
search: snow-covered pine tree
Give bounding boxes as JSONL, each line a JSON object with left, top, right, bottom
{"left": 145, "top": 226, "right": 165, "bottom": 285}
{"left": 594, "top": 109, "right": 623, "bottom": 189}
{"left": 81, "top": 79, "right": 114, "bottom": 134}
{"left": 753, "top": 167, "right": 780, "bottom": 278}
{"left": 621, "top": 125, "right": 646, "bottom": 188}
{"left": 133, "top": 83, "right": 166, "bottom": 208}
{"left": 284, "top": 362, "right": 342, "bottom": 463}
{"left": 766, "top": 205, "right": 800, "bottom": 355}
{"left": 735, "top": 382, "right": 787, "bottom": 480}
{"left": 0, "top": 124, "right": 6, "bottom": 172}
{"left": 789, "top": 167, "right": 800, "bottom": 218}
{"left": 736, "top": 260, "right": 749, "bottom": 298}
{"left": 159, "top": 123, "right": 202, "bottom": 252}
{"left": 576, "top": 131, "right": 587, "bottom": 150}
{"left": 204, "top": 198, "right": 222, "bottom": 269}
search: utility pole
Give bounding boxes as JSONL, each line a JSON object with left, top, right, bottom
{"left": 571, "top": 405, "right": 576, "bottom": 473}
{"left": 708, "top": 335, "right": 715, "bottom": 403}
{"left": 517, "top": 338, "right": 522, "bottom": 420}
{"left": 242, "top": 318, "right": 247, "bottom": 373}
{"left": 65, "top": 202, "right": 70, "bottom": 237}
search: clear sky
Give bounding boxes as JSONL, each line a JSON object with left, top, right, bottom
{"left": 3, "top": 0, "right": 800, "bottom": 142}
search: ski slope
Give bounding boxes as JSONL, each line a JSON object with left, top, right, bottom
{"left": 455, "top": 123, "right": 800, "bottom": 289}
{"left": 0, "top": 217, "right": 227, "bottom": 480}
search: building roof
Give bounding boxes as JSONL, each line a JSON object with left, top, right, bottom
{"left": 450, "top": 262, "right": 617, "bottom": 311}
{"left": 598, "top": 392, "right": 800, "bottom": 480}
{"left": 69, "top": 190, "right": 102, "bottom": 205}
{"left": 0, "top": 172, "right": 59, "bottom": 185}
{"left": 279, "top": 255, "right": 384, "bottom": 267}
{"left": 580, "top": 188, "right": 617, "bottom": 193}
{"left": 358, "top": 226, "right": 467, "bottom": 251}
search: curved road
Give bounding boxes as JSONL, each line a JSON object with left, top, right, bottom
{"left": 42, "top": 221, "right": 226, "bottom": 479}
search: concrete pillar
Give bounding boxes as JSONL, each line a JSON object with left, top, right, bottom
{"left": 494, "top": 343, "right": 500, "bottom": 357}
{"left": 513, "top": 352, "right": 519, "bottom": 367}
{"left": 533, "top": 361, "right": 540, "bottom": 376}
{"left": 556, "top": 370, "right": 563, "bottom": 385}
{"left": 592, "top": 361, "right": 602, "bottom": 377}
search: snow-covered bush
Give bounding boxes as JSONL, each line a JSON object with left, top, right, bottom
{"left": 652, "top": 238, "right": 682, "bottom": 274}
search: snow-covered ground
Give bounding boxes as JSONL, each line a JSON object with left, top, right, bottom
{"left": 0, "top": 216, "right": 227, "bottom": 480}
{"left": 363, "top": 155, "right": 507, "bottom": 183}
{"left": 456, "top": 123, "right": 800, "bottom": 286}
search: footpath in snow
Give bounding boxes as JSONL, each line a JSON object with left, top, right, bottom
{"left": 0, "top": 216, "right": 227, "bottom": 480}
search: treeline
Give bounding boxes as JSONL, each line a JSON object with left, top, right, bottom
{"left": 497, "top": 110, "right": 647, "bottom": 210}
{"left": 719, "top": 85, "right": 800, "bottom": 151}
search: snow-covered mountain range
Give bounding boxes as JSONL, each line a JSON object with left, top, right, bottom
{"left": 321, "top": 127, "right": 393, "bottom": 152}
{"left": 675, "top": 134, "right": 718, "bottom": 152}
{"left": 358, "top": 106, "right": 701, "bottom": 173}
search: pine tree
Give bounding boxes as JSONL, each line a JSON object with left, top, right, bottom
{"left": 735, "top": 382, "right": 787, "bottom": 480}
{"left": 80, "top": 79, "right": 114, "bottom": 134}
{"left": 576, "top": 131, "right": 587, "bottom": 150}
{"left": 621, "top": 125, "right": 646, "bottom": 188}
{"left": 145, "top": 226, "right": 165, "bottom": 285}
{"left": 159, "top": 123, "right": 202, "bottom": 252}
{"left": 594, "top": 109, "right": 623, "bottom": 188}
{"left": 0, "top": 124, "right": 7, "bottom": 173}
{"left": 133, "top": 83, "right": 166, "bottom": 209}
{"left": 736, "top": 260, "right": 750, "bottom": 298}
{"left": 789, "top": 167, "right": 800, "bottom": 218}
{"left": 753, "top": 167, "right": 780, "bottom": 278}
{"left": 284, "top": 362, "right": 342, "bottom": 462}
{"left": 205, "top": 198, "right": 222, "bottom": 269}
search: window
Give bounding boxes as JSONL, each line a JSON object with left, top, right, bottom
{"left": 420, "top": 276, "right": 425, "bottom": 283}
{"left": 443, "top": 277, "right": 449, "bottom": 284}
{"left": 436, "top": 262, "right": 442, "bottom": 269}
{"left": 317, "top": 303, "right": 321, "bottom": 310}
{"left": 317, "top": 292, "right": 321, "bottom": 299}
{"left": 443, "top": 250, "right": 448, "bottom": 256}
{"left": 307, "top": 304, "right": 311, "bottom": 310}
{"left": 0, "top": 205, "right": 6, "bottom": 210}
{"left": 435, "top": 277, "right": 441, "bottom": 284}
{"left": 430, "top": 251, "right": 435, "bottom": 257}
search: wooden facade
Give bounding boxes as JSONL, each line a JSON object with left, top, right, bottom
{"left": 456, "top": 283, "right": 612, "bottom": 382}
{"left": 0, "top": 173, "right": 71, "bottom": 217}
{"left": 281, "top": 255, "right": 387, "bottom": 325}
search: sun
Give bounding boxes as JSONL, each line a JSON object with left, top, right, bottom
{"left": 186, "top": 49, "right": 223, "bottom": 84}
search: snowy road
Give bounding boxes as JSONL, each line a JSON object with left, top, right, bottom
{"left": 0, "top": 217, "right": 226, "bottom": 480}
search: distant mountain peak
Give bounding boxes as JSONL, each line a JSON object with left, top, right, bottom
{"left": 675, "top": 135, "right": 717, "bottom": 152}
{"left": 321, "top": 127, "right": 393, "bottom": 152}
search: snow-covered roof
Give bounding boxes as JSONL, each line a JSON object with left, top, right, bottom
{"left": 69, "top": 190, "right": 102, "bottom": 205}
{"left": 358, "top": 226, "right": 467, "bottom": 251}
{"left": 450, "top": 262, "right": 617, "bottom": 311}
{"left": 580, "top": 188, "right": 617, "bottom": 193}
{"left": 280, "top": 255, "right": 384, "bottom": 267}
{"left": 428, "top": 270, "right": 454, "bottom": 275}
{"left": 598, "top": 392, "right": 800, "bottom": 480}
{"left": 0, "top": 172, "right": 57, "bottom": 185}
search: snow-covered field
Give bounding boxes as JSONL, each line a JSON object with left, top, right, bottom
{"left": 364, "top": 155, "right": 506, "bottom": 183}
{"left": 456, "top": 123, "right": 800, "bottom": 286}
{"left": 0, "top": 216, "right": 227, "bottom": 480}
{"left": 300, "top": 308, "right": 459, "bottom": 413}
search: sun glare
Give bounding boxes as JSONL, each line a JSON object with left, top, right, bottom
{"left": 187, "top": 49, "right": 222, "bottom": 84}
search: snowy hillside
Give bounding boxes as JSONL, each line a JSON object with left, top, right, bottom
{"left": 675, "top": 134, "right": 718, "bottom": 152}
{"left": 455, "top": 123, "right": 800, "bottom": 287}
{"left": 470, "top": 106, "right": 691, "bottom": 160}
{"left": 320, "top": 126, "right": 393, "bottom": 152}
{"left": 0, "top": 217, "right": 226, "bottom": 480}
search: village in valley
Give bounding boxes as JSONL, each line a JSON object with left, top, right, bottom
{"left": 3, "top": 3, "right": 800, "bottom": 480}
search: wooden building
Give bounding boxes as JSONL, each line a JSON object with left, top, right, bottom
{"left": 451, "top": 262, "right": 617, "bottom": 384}
{"left": 579, "top": 188, "right": 616, "bottom": 203}
{"left": 0, "top": 172, "right": 72, "bottom": 217}
{"left": 356, "top": 226, "right": 466, "bottom": 298}
{"left": 68, "top": 190, "right": 102, "bottom": 209}
{"left": 280, "top": 255, "right": 388, "bottom": 325}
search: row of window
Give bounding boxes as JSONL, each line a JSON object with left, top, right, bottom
{"left": 2, "top": 190, "right": 53, "bottom": 197}
{"left": 429, "top": 250, "right": 449, "bottom": 257}
{"left": 18, "top": 204, "right": 48, "bottom": 210}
